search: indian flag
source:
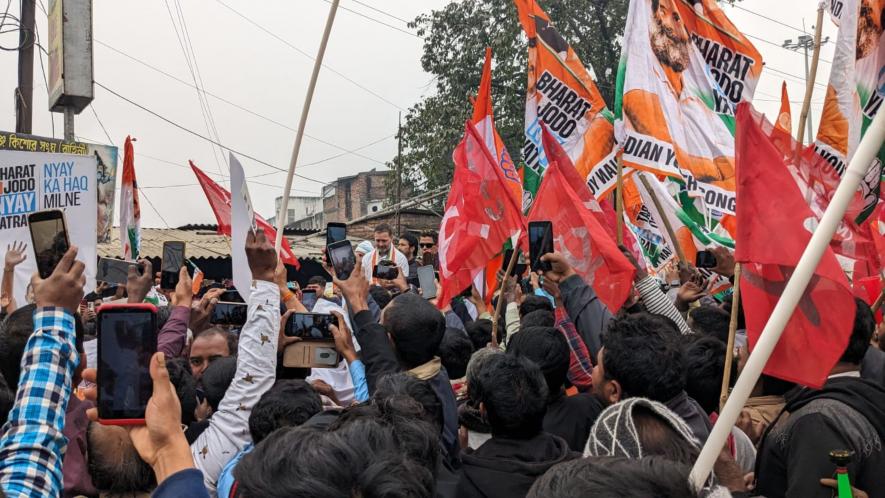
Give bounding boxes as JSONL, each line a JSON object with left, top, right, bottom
{"left": 120, "top": 136, "right": 141, "bottom": 260}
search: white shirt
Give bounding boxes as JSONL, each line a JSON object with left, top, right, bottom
{"left": 362, "top": 247, "right": 410, "bottom": 282}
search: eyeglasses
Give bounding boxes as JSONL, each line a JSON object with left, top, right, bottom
{"left": 420, "top": 243, "right": 436, "bottom": 249}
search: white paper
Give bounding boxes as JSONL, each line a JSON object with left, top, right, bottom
{"left": 229, "top": 153, "right": 254, "bottom": 301}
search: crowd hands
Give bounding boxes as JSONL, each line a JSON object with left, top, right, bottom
{"left": 0, "top": 225, "right": 880, "bottom": 498}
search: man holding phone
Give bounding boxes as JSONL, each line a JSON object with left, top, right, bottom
{"left": 361, "top": 224, "right": 410, "bottom": 283}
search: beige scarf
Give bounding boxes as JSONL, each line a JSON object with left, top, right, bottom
{"left": 408, "top": 357, "right": 442, "bottom": 381}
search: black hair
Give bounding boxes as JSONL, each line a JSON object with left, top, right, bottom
{"left": 632, "top": 406, "right": 700, "bottom": 465}
{"left": 0, "top": 372, "right": 14, "bottom": 427}
{"left": 508, "top": 326, "right": 570, "bottom": 399}
{"left": 369, "top": 285, "right": 393, "bottom": 310}
{"left": 166, "top": 357, "right": 198, "bottom": 426}
{"left": 468, "top": 353, "right": 548, "bottom": 439}
{"left": 249, "top": 380, "right": 322, "bottom": 444}
{"left": 682, "top": 335, "right": 731, "bottom": 415}
{"left": 843, "top": 297, "right": 874, "bottom": 365}
{"left": 0, "top": 304, "right": 36, "bottom": 388}
{"left": 156, "top": 306, "right": 171, "bottom": 331}
{"left": 527, "top": 456, "right": 700, "bottom": 498}
{"left": 307, "top": 275, "right": 327, "bottom": 288}
{"left": 399, "top": 233, "right": 419, "bottom": 259}
{"left": 86, "top": 422, "right": 156, "bottom": 493}
{"left": 688, "top": 305, "right": 731, "bottom": 342}
{"left": 419, "top": 230, "right": 438, "bottom": 243}
{"left": 374, "top": 372, "right": 444, "bottom": 434}
{"left": 438, "top": 329, "right": 473, "bottom": 380}
{"left": 374, "top": 223, "right": 393, "bottom": 236}
{"left": 520, "top": 295, "right": 554, "bottom": 318}
{"left": 384, "top": 293, "right": 446, "bottom": 369}
{"left": 520, "top": 309, "right": 555, "bottom": 329}
{"left": 720, "top": 295, "right": 746, "bottom": 331}
{"left": 602, "top": 313, "right": 686, "bottom": 402}
{"left": 196, "top": 327, "right": 239, "bottom": 356}
{"left": 465, "top": 318, "right": 494, "bottom": 351}
{"left": 201, "top": 355, "right": 238, "bottom": 412}
{"left": 760, "top": 374, "right": 796, "bottom": 396}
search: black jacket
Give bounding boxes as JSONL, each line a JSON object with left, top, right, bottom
{"left": 755, "top": 376, "right": 885, "bottom": 498}
{"left": 559, "top": 274, "right": 613, "bottom": 358}
{"left": 543, "top": 392, "right": 603, "bottom": 452}
{"left": 861, "top": 346, "right": 885, "bottom": 388}
{"left": 457, "top": 433, "right": 578, "bottom": 498}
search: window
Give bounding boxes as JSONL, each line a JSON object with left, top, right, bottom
{"left": 288, "top": 209, "right": 296, "bottom": 220}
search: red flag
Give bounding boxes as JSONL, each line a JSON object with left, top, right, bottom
{"left": 190, "top": 162, "right": 300, "bottom": 269}
{"left": 775, "top": 81, "right": 792, "bottom": 135}
{"left": 735, "top": 103, "right": 855, "bottom": 388}
{"left": 437, "top": 122, "right": 526, "bottom": 309}
{"left": 528, "top": 126, "right": 635, "bottom": 312}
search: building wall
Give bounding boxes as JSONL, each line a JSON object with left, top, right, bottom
{"left": 322, "top": 170, "right": 391, "bottom": 224}
{"left": 347, "top": 211, "right": 440, "bottom": 241}
{"left": 274, "top": 196, "right": 322, "bottom": 224}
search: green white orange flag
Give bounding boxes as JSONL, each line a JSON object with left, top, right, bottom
{"left": 119, "top": 135, "right": 141, "bottom": 260}
{"left": 810, "top": 0, "right": 884, "bottom": 223}
{"left": 616, "top": 0, "right": 762, "bottom": 233}
{"left": 514, "top": 0, "right": 617, "bottom": 205}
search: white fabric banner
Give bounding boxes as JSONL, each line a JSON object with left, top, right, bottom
{"left": 229, "top": 153, "right": 256, "bottom": 302}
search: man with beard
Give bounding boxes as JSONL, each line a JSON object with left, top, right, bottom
{"left": 622, "top": 0, "right": 736, "bottom": 186}
{"left": 856, "top": 0, "right": 883, "bottom": 60}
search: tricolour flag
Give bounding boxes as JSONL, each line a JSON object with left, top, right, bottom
{"left": 119, "top": 135, "right": 141, "bottom": 260}
{"left": 735, "top": 102, "right": 855, "bottom": 389}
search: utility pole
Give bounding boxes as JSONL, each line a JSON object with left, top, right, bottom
{"left": 783, "top": 21, "right": 829, "bottom": 145}
{"left": 395, "top": 112, "right": 402, "bottom": 236}
{"left": 15, "top": 0, "right": 36, "bottom": 134}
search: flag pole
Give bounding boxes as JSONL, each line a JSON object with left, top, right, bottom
{"left": 690, "top": 105, "right": 885, "bottom": 489}
{"left": 638, "top": 173, "right": 686, "bottom": 262}
{"left": 615, "top": 153, "right": 625, "bottom": 245}
{"left": 274, "top": 0, "right": 340, "bottom": 254}
{"left": 719, "top": 262, "right": 741, "bottom": 412}
{"left": 491, "top": 249, "right": 520, "bottom": 348}
{"left": 795, "top": 5, "right": 824, "bottom": 147}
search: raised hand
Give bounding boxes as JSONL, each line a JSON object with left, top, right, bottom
{"left": 245, "top": 229, "right": 277, "bottom": 283}
{"left": 127, "top": 259, "right": 154, "bottom": 304}
{"left": 4, "top": 241, "right": 27, "bottom": 269}
{"left": 32, "top": 246, "right": 85, "bottom": 312}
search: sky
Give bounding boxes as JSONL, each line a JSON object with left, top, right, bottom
{"left": 0, "top": 0, "right": 839, "bottom": 228}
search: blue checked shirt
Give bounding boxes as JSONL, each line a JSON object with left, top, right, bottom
{"left": 0, "top": 308, "right": 79, "bottom": 498}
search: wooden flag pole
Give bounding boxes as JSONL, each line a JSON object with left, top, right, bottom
{"left": 719, "top": 263, "right": 741, "bottom": 412}
{"left": 491, "top": 249, "right": 520, "bottom": 348}
{"left": 274, "top": 0, "right": 340, "bottom": 254}
{"left": 872, "top": 288, "right": 885, "bottom": 315}
{"left": 795, "top": 5, "right": 824, "bottom": 147}
{"left": 638, "top": 173, "right": 686, "bottom": 262}
{"left": 615, "top": 153, "right": 625, "bottom": 245}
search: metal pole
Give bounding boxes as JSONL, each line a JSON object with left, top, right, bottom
{"left": 15, "top": 0, "right": 36, "bottom": 134}
{"left": 63, "top": 108, "right": 75, "bottom": 141}
{"left": 274, "top": 0, "right": 340, "bottom": 254}
{"left": 395, "top": 112, "right": 402, "bottom": 236}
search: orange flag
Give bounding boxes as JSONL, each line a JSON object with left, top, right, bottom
{"left": 775, "top": 81, "right": 792, "bottom": 135}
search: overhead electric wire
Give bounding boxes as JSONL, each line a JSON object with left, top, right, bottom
{"left": 350, "top": 0, "right": 411, "bottom": 24}
{"left": 727, "top": 3, "right": 810, "bottom": 34}
{"left": 317, "top": 0, "right": 419, "bottom": 38}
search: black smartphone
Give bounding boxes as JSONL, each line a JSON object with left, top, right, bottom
{"left": 97, "top": 258, "right": 141, "bottom": 286}
{"left": 373, "top": 260, "right": 398, "bottom": 280}
{"left": 325, "top": 222, "right": 347, "bottom": 263}
{"left": 459, "top": 285, "right": 475, "bottom": 299}
{"left": 503, "top": 249, "right": 528, "bottom": 279}
{"left": 97, "top": 303, "right": 158, "bottom": 425}
{"left": 300, "top": 289, "right": 317, "bottom": 310}
{"left": 328, "top": 240, "right": 356, "bottom": 280}
{"left": 528, "top": 221, "right": 554, "bottom": 272}
{"left": 210, "top": 302, "right": 248, "bottom": 326}
{"left": 416, "top": 265, "right": 436, "bottom": 299}
{"left": 285, "top": 312, "right": 335, "bottom": 339}
{"left": 695, "top": 250, "right": 717, "bottom": 269}
{"left": 161, "top": 241, "right": 186, "bottom": 290}
{"left": 220, "top": 289, "right": 245, "bottom": 304}
{"left": 27, "top": 209, "right": 70, "bottom": 279}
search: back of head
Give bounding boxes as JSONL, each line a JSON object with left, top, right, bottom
{"left": 520, "top": 309, "right": 555, "bottom": 329}
{"left": 468, "top": 353, "right": 548, "bottom": 439}
{"left": 249, "top": 380, "right": 322, "bottom": 444}
{"left": 165, "top": 357, "right": 198, "bottom": 426}
{"left": 520, "top": 295, "right": 553, "bottom": 318}
{"left": 201, "top": 355, "right": 238, "bottom": 412}
{"left": 682, "top": 335, "right": 730, "bottom": 415}
{"left": 508, "top": 326, "right": 570, "bottom": 397}
{"left": 369, "top": 285, "right": 393, "bottom": 310}
{"left": 687, "top": 305, "right": 730, "bottom": 342}
{"left": 384, "top": 293, "right": 446, "bottom": 369}
{"left": 438, "top": 328, "right": 473, "bottom": 380}
{"left": 0, "top": 304, "right": 36, "bottom": 388}
{"left": 843, "top": 297, "right": 873, "bottom": 365}
{"left": 465, "top": 347, "right": 501, "bottom": 391}
{"left": 527, "top": 456, "right": 699, "bottom": 498}
{"left": 465, "top": 318, "right": 493, "bottom": 351}
{"left": 374, "top": 372, "right": 443, "bottom": 433}
{"left": 602, "top": 313, "right": 686, "bottom": 402}
{"left": 87, "top": 422, "right": 155, "bottom": 494}
{"left": 308, "top": 275, "right": 327, "bottom": 288}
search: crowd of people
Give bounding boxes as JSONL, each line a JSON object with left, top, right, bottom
{"left": 0, "top": 221, "right": 881, "bottom": 498}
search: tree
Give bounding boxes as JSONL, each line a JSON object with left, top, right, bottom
{"left": 393, "top": 0, "right": 629, "bottom": 201}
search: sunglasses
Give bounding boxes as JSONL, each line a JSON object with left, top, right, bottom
{"left": 420, "top": 243, "right": 436, "bottom": 248}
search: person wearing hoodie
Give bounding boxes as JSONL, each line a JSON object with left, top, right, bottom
{"left": 754, "top": 299, "right": 885, "bottom": 498}
{"left": 457, "top": 353, "right": 578, "bottom": 498}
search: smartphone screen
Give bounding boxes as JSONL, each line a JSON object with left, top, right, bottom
{"left": 695, "top": 250, "right": 717, "bottom": 269}
{"left": 372, "top": 262, "right": 398, "bottom": 280}
{"left": 97, "top": 306, "right": 157, "bottom": 422}
{"left": 97, "top": 258, "right": 140, "bottom": 286}
{"left": 417, "top": 265, "right": 436, "bottom": 299}
{"left": 285, "top": 312, "right": 335, "bottom": 339}
{"left": 161, "top": 241, "right": 185, "bottom": 290}
{"left": 328, "top": 240, "right": 356, "bottom": 280}
{"left": 220, "top": 289, "right": 245, "bottom": 303}
{"left": 28, "top": 210, "right": 70, "bottom": 279}
{"left": 210, "top": 302, "right": 248, "bottom": 326}
{"left": 528, "top": 221, "right": 553, "bottom": 272}
{"left": 300, "top": 290, "right": 317, "bottom": 310}
{"left": 503, "top": 249, "right": 528, "bottom": 279}
{"left": 326, "top": 223, "right": 347, "bottom": 245}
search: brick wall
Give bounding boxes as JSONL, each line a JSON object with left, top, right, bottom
{"left": 348, "top": 210, "right": 440, "bottom": 240}
{"left": 322, "top": 171, "right": 393, "bottom": 224}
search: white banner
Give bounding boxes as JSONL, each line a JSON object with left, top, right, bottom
{"left": 229, "top": 153, "right": 255, "bottom": 302}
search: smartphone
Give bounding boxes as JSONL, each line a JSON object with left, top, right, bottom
{"left": 285, "top": 312, "right": 335, "bottom": 340}
{"left": 325, "top": 222, "right": 347, "bottom": 263}
{"left": 695, "top": 250, "right": 717, "bottom": 269}
{"left": 528, "top": 221, "right": 554, "bottom": 272}
{"left": 160, "top": 241, "right": 186, "bottom": 290}
{"left": 97, "top": 258, "right": 141, "bottom": 286}
{"left": 220, "top": 289, "right": 245, "bottom": 304}
{"left": 300, "top": 290, "right": 317, "bottom": 310}
{"left": 328, "top": 240, "right": 356, "bottom": 280}
{"left": 28, "top": 210, "right": 70, "bottom": 279}
{"left": 459, "top": 285, "right": 474, "bottom": 299}
{"left": 97, "top": 303, "right": 158, "bottom": 425}
{"left": 503, "top": 249, "right": 528, "bottom": 279}
{"left": 373, "top": 261, "right": 398, "bottom": 280}
{"left": 210, "top": 302, "right": 248, "bottom": 326}
{"left": 416, "top": 265, "right": 437, "bottom": 300}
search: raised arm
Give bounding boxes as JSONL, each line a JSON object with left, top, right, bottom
{"left": 157, "top": 267, "right": 195, "bottom": 358}
{"left": 1, "top": 242, "right": 28, "bottom": 314}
